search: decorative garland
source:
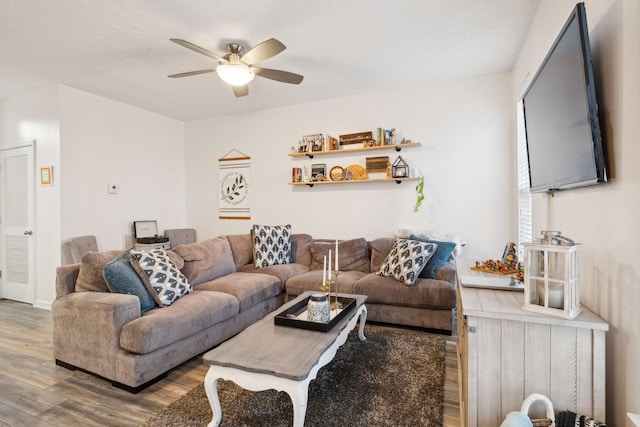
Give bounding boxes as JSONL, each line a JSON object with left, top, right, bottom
{"left": 413, "top": 177, "right": 424, "bottom": 212}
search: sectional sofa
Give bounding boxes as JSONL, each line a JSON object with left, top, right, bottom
{"left": 52, "top": 230, "right": 457, "bottom": 392}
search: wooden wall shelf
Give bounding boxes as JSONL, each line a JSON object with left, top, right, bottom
{"left": 288, "top": 177, "right": 419, "bottom": 187}
{"left": 288, "top": 142, "right": 421, "bottom": 159}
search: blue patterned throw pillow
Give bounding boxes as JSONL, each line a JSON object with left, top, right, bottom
{"left": 377, "top": 238, "right": 438, "bottom": 286}
{"left": 410, "top": 234, "right": 457, "bottom": 279}
{"left": 251, "top": 224, "right": 292, "bottom": 268}
{"left": 103, "top": 250, "right": 156, "bottom": 314}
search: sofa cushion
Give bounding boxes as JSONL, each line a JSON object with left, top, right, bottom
{"left": 173, "top": 237, "right": 236, "bottom": 285}
{"left": 369, "top": 238, "right": 395, "bottom": 273}
{"left": 194, "top": 272, "right": 281, "bottom": 312}
{"left": 353, "top": 274, "right": 456, "bottom": 310}
{"left": 251, "top": 224, "right": 292, "bottom": 268}
{"left": 130, "top": 249, "right": 192, "bottom": 307}
{"left": 120, "top": 290, "right": 239, "bottom": 354}
{"left": 410, "top": 234, "right": 458, "bottom": 279}
{"left": 285, "top": 270, "right": 367, "bottom": 297}
{"left": 310, "top": 238, "right": 370, "bottom": 273}
{"left": 75, "top": 250, "right": 121, "bottom": 292}
{"left": 377, "top": 239, "right": 437, "bottom": 286}
{"left": 103, "top": 250, "right": 156, "bottom": 314}
{"left": 237, "top": 263, "right": 310, "bottom": 288}
{"left": 227, "top": 233, "right": 313, "bottom": 270}
{"left": 226, "top": 233, "right": 254, "bottom": 269}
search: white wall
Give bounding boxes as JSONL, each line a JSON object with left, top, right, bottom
{"left": 185, "top": 72, "right": 515, "bottom": 260}
{"left": 512, "top": 0, "right": 640, "bottom": 424}
{"left": 0, "top": 85, "right": 61, "bottom": 308}
{"left": 59, "top": 86, "right": 186, "bottom": 251}
{"left": 0, "top": 85, "right": 186, "bottom": 307}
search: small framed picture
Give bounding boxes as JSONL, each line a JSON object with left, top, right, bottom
{"left": 302, "top": 134, "right": 324, "bottom": 152}
{"left": 40, "top": 167, "right": 53, "bottom": 185}
{"left": 311, "top": 163, "right": 326, "bottom": 181}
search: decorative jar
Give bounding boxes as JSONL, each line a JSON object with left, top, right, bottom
{"left": 307, "top": 293, "right": 330, "bottom": 323}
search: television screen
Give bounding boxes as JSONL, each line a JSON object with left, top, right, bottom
{"left": 522, "top": 2, "right": 607, "bottom": 193}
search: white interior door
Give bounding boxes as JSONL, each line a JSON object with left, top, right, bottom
{"left": 0, "top": 145, "right": 35, "bottom": 303}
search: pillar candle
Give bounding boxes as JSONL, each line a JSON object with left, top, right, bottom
{"left": 322, "top": 255, "right": 327, "bottom": 285}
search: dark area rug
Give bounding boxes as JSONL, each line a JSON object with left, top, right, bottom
{"left": 143, "top": 326, "right": 446, "bottom": 427}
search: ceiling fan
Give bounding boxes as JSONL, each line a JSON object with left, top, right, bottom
{"left": 168, "top": 38, "right": 304, "bottom": 97}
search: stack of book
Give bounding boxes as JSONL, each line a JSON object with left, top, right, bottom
{"left": 291, "top": 167, "right": 303, "bottom": 183}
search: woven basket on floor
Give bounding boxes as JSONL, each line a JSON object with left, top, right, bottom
{"left": 521, "top": 393, "right": 556, "bottom": 427}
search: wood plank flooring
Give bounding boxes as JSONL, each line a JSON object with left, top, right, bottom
{"left": 0, "top": 299, "right": 460, "bottom": 426}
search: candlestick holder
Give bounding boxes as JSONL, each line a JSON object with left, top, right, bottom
{"left": 330, "top": 270, "right": 342, "bottom": 311}
{"left": 321, "top": 278, "right": 331, "bottom": 295}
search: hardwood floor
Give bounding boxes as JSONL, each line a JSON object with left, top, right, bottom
{"left": 0, "top": 299, "right": 460, "bottom": 426}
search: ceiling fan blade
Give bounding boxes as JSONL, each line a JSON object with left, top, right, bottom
{"left": 167, "top": 69, "right": 216, "bottom": 78}
{"left": 233, "top": 85, "right": 249, "bottom": 97}
{"left": 253, "top": 67, "right": 304, "bottom": 84}
{"left": 170, "top": 38, "right": 228, "bottom": 63}
{"left": 240, "top": 38, "right": 286, "bottom": 65}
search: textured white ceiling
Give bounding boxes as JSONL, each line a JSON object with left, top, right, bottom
{"left": 0, "top": 0, "right": 540, "bottom": 121}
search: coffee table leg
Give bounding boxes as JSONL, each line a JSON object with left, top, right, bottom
{"left": 284, "top": 381, "right": 310, "bottom": 427}
{"left": 358, "top": 305, "right": 368, "bottom": 341}
{"left": 204, "top": 367, "right": 222, "bottom": 427}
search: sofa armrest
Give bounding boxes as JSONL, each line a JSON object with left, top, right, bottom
{"left": 434, "top": 261, "right": 456, "bottom": 285}
{"left": 52, "top": 292, "right": 141, "bottom": 380}
{"left": 56, "top": 263, "right": 80, "bottom": 298}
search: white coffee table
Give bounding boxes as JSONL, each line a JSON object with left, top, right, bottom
{"left": 202, "top": 291, "right": 368, "bottom": 427}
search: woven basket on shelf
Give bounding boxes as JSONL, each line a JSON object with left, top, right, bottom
{"left": 521, "top": 393, "right": 556, "bottom": 427}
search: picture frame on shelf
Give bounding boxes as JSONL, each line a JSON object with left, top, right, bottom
{"left": 302, "top": 134, "right": 323, "bottom": 152}
{"left": 311, "top": 163, "right": 326, "bottom": 181}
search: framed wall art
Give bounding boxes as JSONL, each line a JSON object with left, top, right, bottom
{"left": 40, "top": 166, "right": 53, "bottom": 185}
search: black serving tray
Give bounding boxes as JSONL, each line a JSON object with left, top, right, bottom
{"left": 274, "top": 296, "right": 357, "bottom": 332}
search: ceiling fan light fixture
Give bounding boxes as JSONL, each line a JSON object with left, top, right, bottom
{"left": 217, "top": 63, "right": 255, "bottom": 86}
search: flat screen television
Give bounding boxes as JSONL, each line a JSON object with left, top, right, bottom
{"left": 522, "top": 2, "right": 607, "bottom": 193}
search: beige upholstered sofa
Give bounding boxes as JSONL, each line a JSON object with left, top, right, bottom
{"left": 53, "top": 232, "right": 456, "bottom": 392}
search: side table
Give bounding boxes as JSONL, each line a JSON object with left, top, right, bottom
{"left": 456, "top": 259, "right": 609, "bottom": 427}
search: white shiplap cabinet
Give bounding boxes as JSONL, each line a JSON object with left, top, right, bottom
{"left": 456, "top": 260, "right": 608, "bottom": 427}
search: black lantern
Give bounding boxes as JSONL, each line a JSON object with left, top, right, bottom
{"left": 391, "top": 156, "right": 409, "bottom": 178}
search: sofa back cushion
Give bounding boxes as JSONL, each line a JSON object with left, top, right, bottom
{"left": 173, "top": 237, "right": 236, "bottom": 286}
{"left": 369, "top": 238, "right": 396, "bottom": 273}
{"left": 75, "top": 250, "right": 121, "bottom": 292}
{"left": 226, "top": 233, "right": 313, "bottom": 270}
{"left": 226, "top": 234, "right": 254, "bottom": 269}
{"left": 310, "top": 238, "right": 370, "bottom": 273}
{"left": 291, "top": 233, "right": 313, "bottom": 267}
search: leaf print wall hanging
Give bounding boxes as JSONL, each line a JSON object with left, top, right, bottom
{"left": 219, "top": 150, "right": 251, "bottom": 220}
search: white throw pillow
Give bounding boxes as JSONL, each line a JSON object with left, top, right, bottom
{"left": 130, "top": 249, "right": 192, "bottom": 307}
{"left": 251, "top": 224, "right": 292, "bottom": 268}
{"left": 377, "top": 238, "right": 437, "bottom": 286}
